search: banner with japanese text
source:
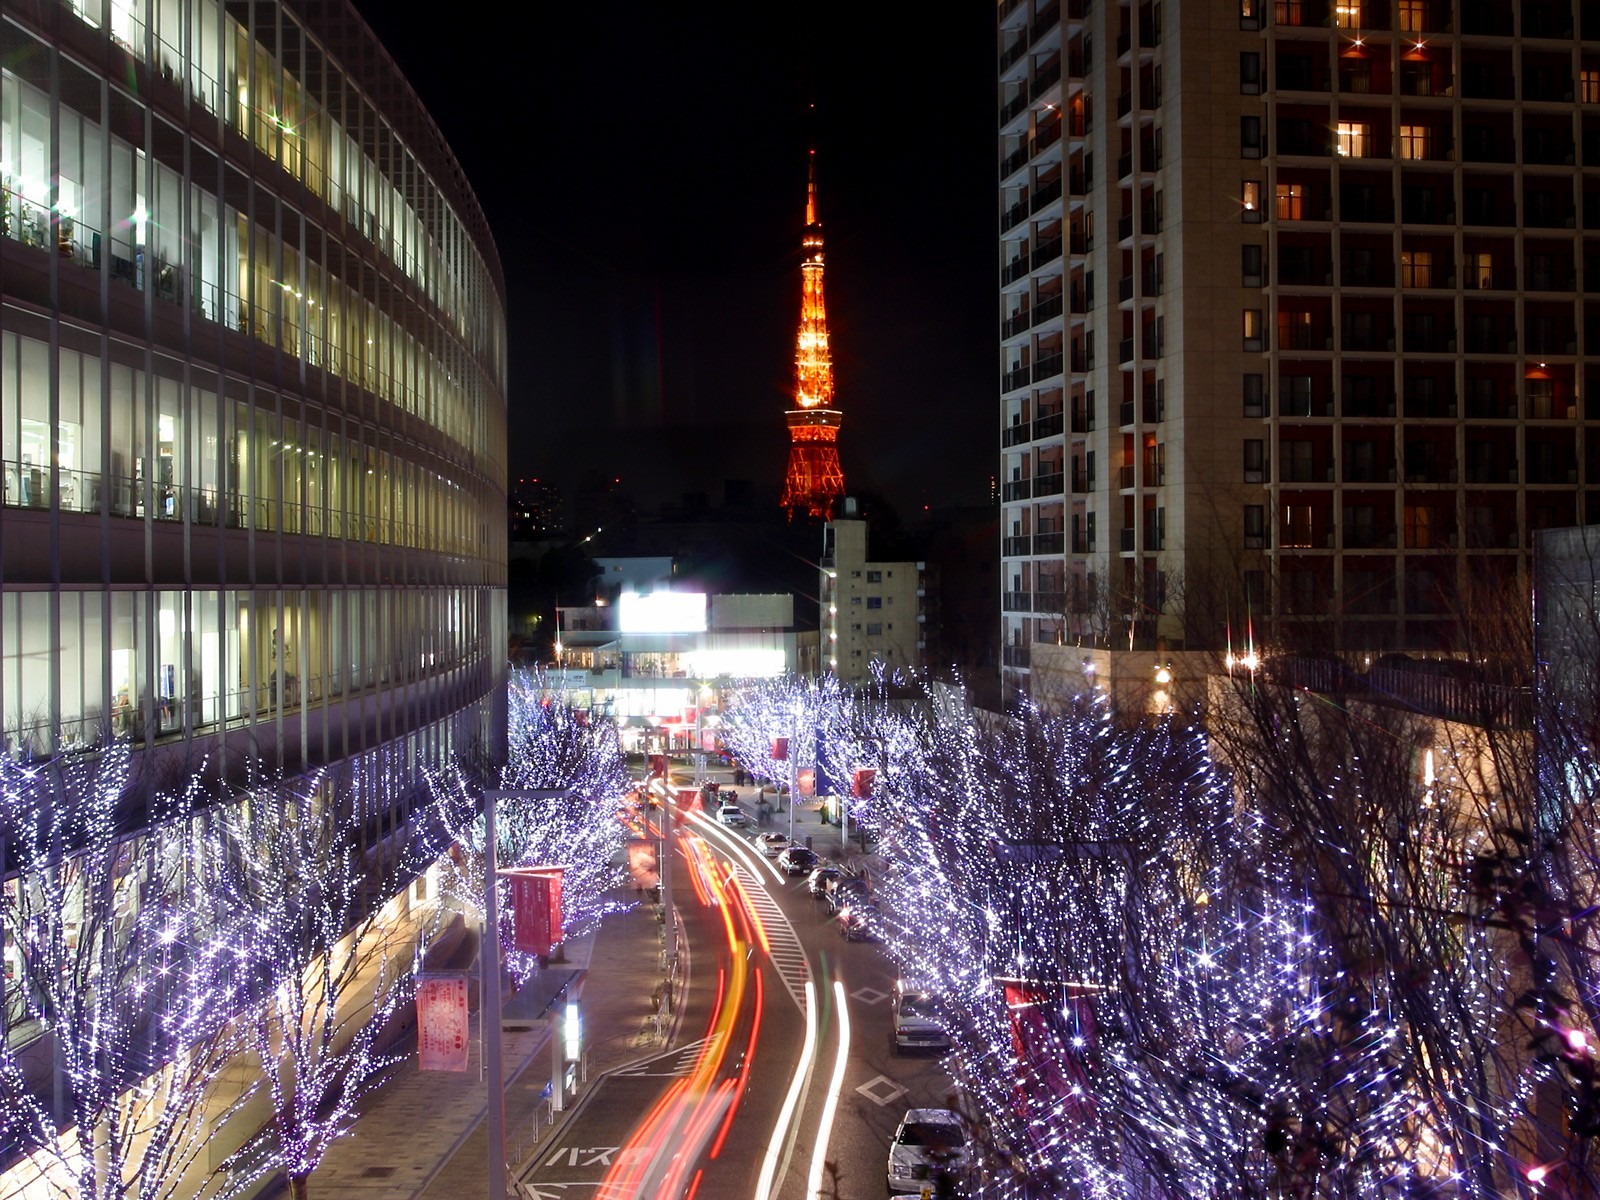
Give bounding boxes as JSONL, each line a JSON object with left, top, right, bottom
{"left": 417, "top": 973, "right": 470, "bottom": 1071}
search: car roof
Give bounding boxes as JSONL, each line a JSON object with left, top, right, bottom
{"left": 902, "top": 1108, "right": 961, "bottom": 1125}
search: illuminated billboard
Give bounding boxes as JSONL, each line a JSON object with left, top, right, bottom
{"left": 618, "top": 591, "right": 708, "bottom": 634}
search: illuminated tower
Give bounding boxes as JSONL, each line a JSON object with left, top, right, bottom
{"left": 781, "top": 150, "right": 846, "bottom": 521}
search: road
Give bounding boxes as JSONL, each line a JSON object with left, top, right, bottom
{"left": 516, "top": 772, "right": 952, "bottom": 1200}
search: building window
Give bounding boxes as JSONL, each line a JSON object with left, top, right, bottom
{"left": 1404, "top": 505, "right": 1434, "bottom": 548}
{"left": 867, "top": 596, "right": 882, "bottom": 609}
{"left": 1276, "top": 182, "right": 1304, "bottom": 220}
{"left": 1281, "top": 505, "right": 1315, "bottom": 547}
{"left": 1398, "top": 124, "right": 1431, "bottom": 160}
{"left": 1336, "top": 121, "right": 1369, "bottom": 157}
{"left": 1242, "top": 244, "right": 1263, "bottom": 286}
{"left": 1244, "top": 505, "right": 1266, "bottom": 547}
{"left": 1400, "top": 249, "right": 1432, "bottom": 288}
{"left": 1584, "top": 70, "right": 1600, "bottom": 104}
{"left": 866, "top": 622, "right": 883, "bottom": 636}
{"left": 1241, "top": 0, "right": 1262, "bottom": 28}
{"left": 866, "top": 570, "right": 882, "bottom": 583}
{"left": 1398, "top": 0, "right": 1425, "bottom": 31}
{"left": 1240, "top": 52, "right": 1262, "bottom": 94}
{"left": 1472, "top": 252, "right": 1494, "bottom": 289}
{"left": 1275, "top": 0, "right": 1303, "bottom": 25}
{"left": 1244, "top": 373, "right": 1266, "bottom": 417}
{"left": 1244, "top": 439, "right": 1266, "bottom": 483}
{"left": 1242, "top": 180, "right": 1263, "bottom": 221}
{"left": 1333, "top": 0, "right": 1363, "bottom": 26}
{"left": 1241, "top": 116, "right": 1262, "bottom": 158}
{"left": 1243, "top": 309, "right": 1265, "bottom": 350}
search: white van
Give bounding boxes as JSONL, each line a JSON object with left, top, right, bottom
{"left": 892, "top": 981, "right": 950, "bottom": 1054}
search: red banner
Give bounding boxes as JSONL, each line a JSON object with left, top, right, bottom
{"left": 675, "top": 786, "right": 703, "bottom": 813}
{"left": 770, "top": 736, "right": 789, "bottom": 761}
{"left": 506, "top": 867, "right": 566, "bottom": 957}
{"left": 417, "top": 973, "right": 469, "bottom": 1071}
{"left": 797, "top": 767, "right": 816, "bottom": 797}
{"left": 1002, "top": 980, "right": 1097, "bottom": 1139}
{"left": 852, "top": 767, "right": 876, "bottom": 798}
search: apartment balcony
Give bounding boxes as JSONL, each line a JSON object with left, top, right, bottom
{"left": 1032, "top": 236, "right": 1064, "bottom": 268}
{"left": 1119, "top": 528, "right": 1136, "bottom": 551}
{"left": 1035, "top": 530, "right": 1066, "bottom": 554}
{"left": 1001, "top": 200, "right": 1030, "bottom": 233}
{"left": 1002, "top": 310, "right": 1033, "bottom": 339}
{"left": 1032, "top": 57, "right": 1063, "bottom": 99}
{"left": 1003, "top": 535, "right": 1033, "bottom": 556}
{"left": 1071, "top": 469, "right": 1094, "bottom": 493}
{"left": 1117, "top": 464, "right": 1136, "bottom": 488}
{"left": 1003, "top": 365, "right": 1031, "bottom": 391}
{"left": 1002, "top": 254, "right": 1029, "bottom": 285}
{"left": 1034, "top": 409, "right": 1065, "bottom": 439}
{"left": 1034, "top": 470, "right": 1066, "bottom": 497}
{"left": 1002, "top": 590, "right": 1034, "bottom": 612}
{"left": 1000, "top": 93, "right": 1029, "bottom": 126}
{"left": 1033, "top": 590, "right": 1068, "bottom": 613}
{"left": 1000, "top": 145, "right": 1030, "bottom": 179}
{"left": 1003, "top": 478, "right": 1033, "bottom": 501}
{"left": 1000, "top": 40, "right": 1028, "bottom": 73}
{"left": 1031, "top": 176, "right": 1064, "bottom": 213}
{"left": 1035, "top": 352, "right": 1066, "bottom": 380}
{"left": 1003, "top": 421, "right": 1032, "bottom": 448}
{"left": 1003, "top": 644, "right": 1032, "bottom": 668}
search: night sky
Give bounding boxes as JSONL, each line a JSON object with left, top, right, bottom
{"left": 351, "top": 2, "right": 997, "bottom": 520}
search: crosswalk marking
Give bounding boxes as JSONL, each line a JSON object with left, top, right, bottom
{"left": 728, "top": 861, "right": 810, "bottom": 1010}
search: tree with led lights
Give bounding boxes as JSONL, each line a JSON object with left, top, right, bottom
{"left": 214, "top": 764, "right": 433, "bottom": 1200}
{"left": 0, "top": 746, "right": 260, "bottom": 1200}
{"left": 428, "top": 674, "right": 630, "bottom": 981}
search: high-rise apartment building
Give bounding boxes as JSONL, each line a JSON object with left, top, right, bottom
{"left": 0, "top": 0, "right": 506, "bottom": 815}
{"left": 1000, "top": 0, "right": 1600, "bottom": 701}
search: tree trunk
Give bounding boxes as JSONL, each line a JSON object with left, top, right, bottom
{"left": 288, "top": 1174, "right": 310, "bottom": 1200}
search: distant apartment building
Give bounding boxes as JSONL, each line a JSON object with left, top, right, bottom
{"left": 1000, "top": 0, "right": 1600, "bottom": 703}
{"left": 821, "top": 511, "right": 927, "bottom": 683}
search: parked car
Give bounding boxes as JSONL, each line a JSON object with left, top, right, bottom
{"left": 891, "top": 981, "right": 951, "bottom": 1054}
{"left": 806, "top": 865, "right": 841, "bottom": 899}
{"left": 886, "top": 1108, "right": 969, "bottom": 1195}
{"left": 757, "top": 832, "right": 789, "bottom": 858}
{"left": 717, "top": 803, "right": 747, "bottom": 827}
{"left": 777, "top": 845, "right": 818, "bottom": 876}
{"left": 825, "top": 873, "right": 871, "bottom": 913}
{"left": 837, "top": 901, "right": 880, "bottom": 942}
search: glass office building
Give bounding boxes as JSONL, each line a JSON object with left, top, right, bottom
{"left": 0, "top": 0, "right": 507, "bottom": 779}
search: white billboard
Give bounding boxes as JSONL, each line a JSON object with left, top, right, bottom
{"left": 618, "top": 591, "right": 707, "bottom": 634}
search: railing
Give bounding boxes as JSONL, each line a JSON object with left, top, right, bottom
{"left": 1002, "top": 591, "right": 1034, "bottom": 612}
{"left": 1118, "top": 464, "right": 1136, "bottom": 488}
{"left": 1003, "top": 535, "right": 1033, "bottom": 556}
{"left": 1034, "top": 353, "right": 1065, "bottom": 380}
{"left": 1033, "top": 410, "right": 1065, "bottom": 439}
{"left": 1003, "top": 644, "right": 1032, "bottom": 668}
{"left": 1033, "top": 237, "right": 1064, "bottom": 267}
{"left": 1033, "top": 293, "right": 1064, "bottom": 323}
{"left": 1035, "top": 531, "right": 1066, "bottom": 554}
{"left": 1034, "top": 470, "right": 1065, "bottom": 496}
{"left": 1003, "top": 479, "right": 1034, "bottom": 501}
{"left": 1004, "top": 365, "right": 1032, "bottom": 392}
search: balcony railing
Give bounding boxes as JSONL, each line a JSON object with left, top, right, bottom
{"left": 1034, "top": 410, "right": 1065, "bottom": 439}
{"left": 1003, "top": 478, "right": 1034, "bottom": 501}
{"left": 1003, "top": 535, "right": 1033, "bottom": 556}
{"left": 1035, "top": 531, "right": 1066, "bottom": 554}
{"left": 1002, "top": 591, "right": 1034, "bottom": 612}
{"left": 1034, "top": 470, "right": 1066, "bottom": 496}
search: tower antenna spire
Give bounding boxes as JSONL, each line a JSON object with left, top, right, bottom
{"left": 781, "top": 145, "right": 846, "bottom": 520}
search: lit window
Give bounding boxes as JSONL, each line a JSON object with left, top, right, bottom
{"left": 1400, "top": 250, "right": 1433, "bottom": 288}
{"left": 1242, "top": 180, "right": 1263, "bottom": 219}
{"left": 1336, "top": 122, "right": 1369, "bottom": 157}
{"left": 1472, "top": 252, "right": 1493, "bottom": 289}
{"left": 1333, "top": 1, "right": 1363, "bottom": 26}
{"left": 1275, "top": 0, "right": 1303, "bottom": 25}
{"left": 1243, "top": 309, "right": 1265, "bottom": 349}
{"left": 1276, "top": 182, "right": 1305, "bottom": 220}
{"left": 1398, "top": 124, "right": 1431, "bottom": 160}
{"left": 1398, "top": 0, "right": 1425, "bottom": 31}
{"left": 1584, "top": 70, "right": 1600, "bottom": 104}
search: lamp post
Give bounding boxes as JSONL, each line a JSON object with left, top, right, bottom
{"left": 481, "top": 788, "right": 575, "bottom": 1200}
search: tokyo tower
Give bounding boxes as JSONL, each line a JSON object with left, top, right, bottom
{"left": 780, "top": 150, "right": 846, "bottom": 521}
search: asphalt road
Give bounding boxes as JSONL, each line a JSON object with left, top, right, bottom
{"left": 517, "top": 787, "right": 955, "bottom": 1200}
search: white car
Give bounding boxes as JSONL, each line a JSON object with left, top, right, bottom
{"left": 756, "top": 832, "right": 789, "bottom": 857}
{"left": 717, "top": 803, "right": 747, "bottom": 827}
{"left": 887, "top": 1108, "right": 969, "bottom": 1195}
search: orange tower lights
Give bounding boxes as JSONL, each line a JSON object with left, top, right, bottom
{"left": 780, "top": 150, "right": 846, "bottom": 520}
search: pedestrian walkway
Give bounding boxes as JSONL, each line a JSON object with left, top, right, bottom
{"left": 307, "top": 883, "right": 676, "bottom": 1200}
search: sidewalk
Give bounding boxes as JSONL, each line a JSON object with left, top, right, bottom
{"left": 308, "top": 884, "right": 675, "bottom": 1200}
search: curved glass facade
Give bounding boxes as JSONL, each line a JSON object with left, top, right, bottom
{"left": 0, "top": 0, "right": 508, "bottom": 769}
